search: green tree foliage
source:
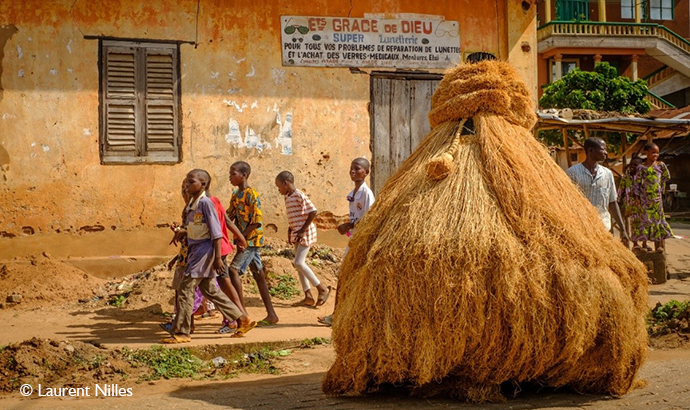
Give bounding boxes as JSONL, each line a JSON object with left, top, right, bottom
{"left": 540, "top": 62, "right": 651, "bottom": 114}
{"left": 538, "top": 62, "right": 651, "bottom": 149}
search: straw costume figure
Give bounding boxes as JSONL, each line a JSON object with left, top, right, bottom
{"left": 322, "top": 57, "right": 649, "bottom": 402}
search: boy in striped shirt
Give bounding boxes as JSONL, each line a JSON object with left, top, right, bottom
{"left": 275, "top": 171, "right": 332, "bottom": 307}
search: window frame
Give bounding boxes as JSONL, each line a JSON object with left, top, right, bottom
{"left": 621, "top": 0, "right": 635, "bottom": 19}
{"left": 98, "top": 39, "right": 182, "bottom": 165}
{"left": 548, "top": 58, "right": 580, "bottom": 83}
{"left": 649, "top": 0, "right": 674, "bottom": 21}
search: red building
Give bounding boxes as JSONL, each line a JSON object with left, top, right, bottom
{"left": 538, "top": 0, "right": 690, "bottom": 109}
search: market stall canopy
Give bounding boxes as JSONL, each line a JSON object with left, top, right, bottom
{"left": 537, "top": 108, "right": 690, "bottom": 137}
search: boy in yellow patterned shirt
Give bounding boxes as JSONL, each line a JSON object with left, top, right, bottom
{"left": 226, "top": 161, "right": 279, "bottom": 325}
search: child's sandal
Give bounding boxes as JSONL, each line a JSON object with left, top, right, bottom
{"left": 160, "top": 334, "right": 191, "bottom": 344}
{"left": 159, "top": 322, "right": 173, "bottom": 334}
{"left": 217, "top": 324, "right": 236, "bottom": 334}
{"left": 230, "top": 321, "right": 257, "bottom": 338}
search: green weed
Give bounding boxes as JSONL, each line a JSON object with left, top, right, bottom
{"left": 219, "top": 347, "right": 292, "bottom": 376}
{"left": 110, "top": 293, "right": 129, "bottom": 307}
{"left": 308, "top": 247, "right": 337, "bottom": 262}
{"left": 647, "top": 300, "right": 690, "bottom": 335}
{"left": 5, "top": 356, "right": 16, "bottom": 370}
{"left": 300, "top": 337, "right": 330, "bottom": 348}
{"left": 268, "top": 273, "right": 301, "bottom": 300}
{"left": 122, "top": 346, "right": 207, "bottom": 381}
{"left": 91, "top": 355, "right": 105, "bottom": 369}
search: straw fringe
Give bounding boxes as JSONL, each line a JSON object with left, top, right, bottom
{"left": 425, "top": 119, "right": 466, "bottom": 180}
{"left": 322, "top": 61, "right": 649, "bottom": 401}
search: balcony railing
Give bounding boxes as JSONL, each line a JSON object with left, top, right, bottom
{"left": 645, "top": 90, "right": 676, "bottom": 109}
{"left": 643, "top": 65, "right": 677, "bottom": 88}
{"left": 538, "top": 21, "right": 690, "bottom": 55}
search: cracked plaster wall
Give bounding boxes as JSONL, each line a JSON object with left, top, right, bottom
{"left": 0, "top": 0, "right": 536, "bottom": 239}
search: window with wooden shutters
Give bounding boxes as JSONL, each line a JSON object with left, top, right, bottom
{"left": 100, "top": 40, "right": 180, "bottom": 164}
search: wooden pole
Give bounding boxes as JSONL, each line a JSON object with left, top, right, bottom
{"left": 563, "top": 128, "right": 572, "bottom": 168}
{"left": 612, "top": 128, "right": 650, "bottom": 161}
{"left": 621, "top": 133, "right": 628, "bottom": 171}
{"left": 621, "top": 132, "right": 631, "bottom": 238}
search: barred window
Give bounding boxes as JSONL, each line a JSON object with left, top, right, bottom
{"left": 100, "top": 40, "right": 181, "bottom": 164}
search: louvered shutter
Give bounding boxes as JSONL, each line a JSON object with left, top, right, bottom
{"left": 103, "top": 46, "right": 139, "bottom": 156}
{"left": 100, "top": 41, "right": 180, "bottom": 164}
{"left": 144, "top": 48, "right": 179, "bottom": 160}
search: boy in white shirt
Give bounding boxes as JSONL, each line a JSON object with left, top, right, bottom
{"left": 318, "top": 158, "right": 375, "bottom": 326}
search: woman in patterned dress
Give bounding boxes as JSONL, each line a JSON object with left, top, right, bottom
{"left": 618, "top": 156, "right": 643, "bottom": 249}
{"left": 632, "top": 142, "right": 673, "bottom": 251}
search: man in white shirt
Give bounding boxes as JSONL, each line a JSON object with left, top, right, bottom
{"left": 566, "top": 137, "right": 629, "bottom": 241}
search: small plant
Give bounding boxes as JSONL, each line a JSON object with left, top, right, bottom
{"left": 122, "top": 346, "right": 206, "bottom": 381}
{"left": 91, "top": 354, "right": 105, "bottom": 369}
{"left": 647, "top": 300, "right": 690, "bottom": 336}
{"left": 220, "top": 347, "right": 292, "bottom": 376}
{"left": 110, "top": 293, "right": 129, "bottom": 307}
{"left": 268, "top": 273, "right": 301, "bottom": 300}
{"left": 309, "top": 247, "right": 339, "bottom": 262}
{"left": 300, "top": 337, "right": 330, "bottom": 348}
{"left": 5, "top": 356, "right": 16, "bottom": 370}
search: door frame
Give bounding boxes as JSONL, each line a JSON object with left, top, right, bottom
{"left": 369, "top": 71, "right": 443, "bottom": 193}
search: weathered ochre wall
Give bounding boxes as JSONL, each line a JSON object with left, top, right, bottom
{"left": 0, "top": 0, "right": 536, "bottom": 241}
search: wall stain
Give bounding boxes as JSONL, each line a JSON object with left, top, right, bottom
{"left": 0, "top": 24, "right": 19, "bottom": 105}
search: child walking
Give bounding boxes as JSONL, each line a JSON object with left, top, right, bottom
{"left": 162, "top": 169, "right": 256, "bottom": 343}
{"left": 227, "top": 161, "right": 279, "bottom": 325}
{"left": 275, "top": 171, "right": 331, "bottom": 307}
{"left": 631, "top": 142, "right": 674, "bottom": 251}
{"left": 318, "top": 158, "right": 375, "bottom": 326}
{"left": 162, "top": 174, "right": 248, "bottom": 334}
{"left": 160, "top": 179, "right": 192, "bottom": 333}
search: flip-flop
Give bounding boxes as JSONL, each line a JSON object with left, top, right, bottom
{"left": 257, "top": 319, "right": 278, "bottom": 327}
{"left": 317, "top": 315, "right": 333, "bottom": 326}
{"left": 160, "top": 334, "right": 191, "bottom": 344}
{"left": 230, "top": 321, "right": 257, "bottom": 338}
{"left": 315, "top": 286, "right": 332, "bottom": 307}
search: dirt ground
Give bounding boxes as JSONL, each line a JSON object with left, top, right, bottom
{"left": 0, "top": 224, "right": 689, "bottom": 409}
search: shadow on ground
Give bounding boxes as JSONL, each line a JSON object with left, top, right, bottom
{"left": 54, "top": 304, "right": 327, "bottom": 346}
{"left": 167, "top": 372, "right": 609, "bottom": 410}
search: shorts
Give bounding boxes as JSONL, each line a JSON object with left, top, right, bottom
{"left": 216, "top": 255, "right": 230, "bottom": 278}
{"left": 230, "top": 247, "right": 263, "bottom": 276}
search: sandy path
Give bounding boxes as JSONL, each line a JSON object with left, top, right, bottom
{"left": 0, "top": 299, "right": 335, "bottom": 349}
{"left": 2, "top": 346, "right": 690, "bottom": 410}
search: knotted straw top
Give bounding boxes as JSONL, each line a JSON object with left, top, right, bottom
{"left": 428, "top": 61, "right": 537, "bottom": 130}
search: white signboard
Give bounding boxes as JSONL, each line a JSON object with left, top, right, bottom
{"left": 281, "top": 16, "right": 460, "bottom": 69}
